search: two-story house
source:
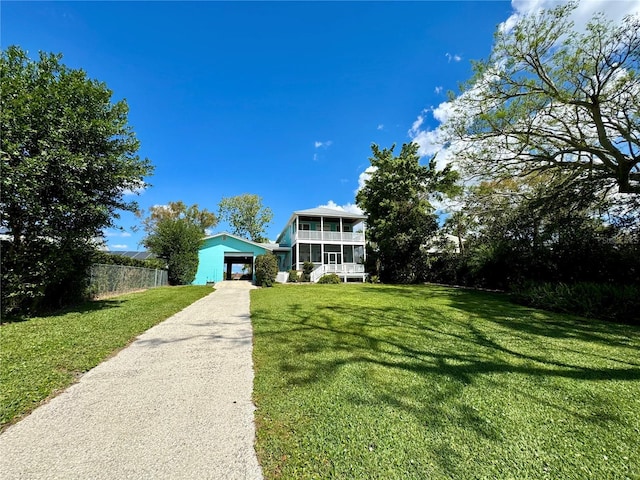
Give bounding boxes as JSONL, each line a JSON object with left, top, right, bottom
{"left": 275, "top": 207, "right": 367, "bottom": 282}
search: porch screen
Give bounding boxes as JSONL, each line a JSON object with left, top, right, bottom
{"left": 299, "top": 244, "right": 321, "bottom": 263}
{"left": 343, "top": 245, "right": 354, "bottom": 263}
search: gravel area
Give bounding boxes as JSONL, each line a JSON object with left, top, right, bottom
{"left": 0, "top": 281, "right": 263, "bottom": 480}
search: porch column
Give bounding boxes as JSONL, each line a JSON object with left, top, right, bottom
{"left": 363, "top": 221, "right": 367, "bottom": 262}
{"left": 295, "top": 216, "right": 300, "bottom": 270}
{"left": 226, "top": 262, "right": 232, "bottom": 280}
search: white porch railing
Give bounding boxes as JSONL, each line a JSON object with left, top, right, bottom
{"left": 295, "top": 231, "right": 365, "bottom": 242}
{"left": 309, "top": 263, "right": 366, "bottom": 282}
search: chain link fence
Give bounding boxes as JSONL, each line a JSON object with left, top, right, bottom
{"left": 89, "top": 264, "right": 169, "bottom": 298}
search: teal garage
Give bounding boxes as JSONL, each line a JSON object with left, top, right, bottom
{"left": 193, "top": 232, "right": 284, "bottom": 284}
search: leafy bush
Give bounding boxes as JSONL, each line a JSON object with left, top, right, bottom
{"left": 512, "top": 282, "right": 640, "bottom": 324}
{"left": 288, "top": 270, "right": 299, "bottom": 283}
{"left": 143, "top": 218, "right": 203, "bottom": 285}
{"left": 1, "top": 239, "right": 93, "bottom": 317}
{"left": 255, "top": 254, "right": 278, "bottom": 287}
{"left": 300, "top": 261, "right": 315, "bottom": 282}
{"left": 317, "top": 273, "right": 341, "bottom": 284}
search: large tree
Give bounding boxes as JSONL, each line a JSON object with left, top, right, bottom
{"left": 139, "top": 202, "right": 217, "bottom": 285}
{"left": 1, "top": 46, "right": 152, "bottom": 314}
{"left": 218, "top": 194, "right": 273, "bottom": 243}
{"left": 356, "top": 142, "right": 458, "bottom": 283}
{"left": 446, "top": 2, "right": 640, "bottom": 194}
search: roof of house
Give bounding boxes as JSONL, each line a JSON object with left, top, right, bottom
{"left": 292, "top": 207, "right": 366, "bottom": 219}
{"left": 202, "top": 232, "right": 281, "bottom": 251}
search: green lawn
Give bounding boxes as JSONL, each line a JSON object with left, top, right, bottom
{"left": 251, "top": 284, "right": 640, "bottom": 480}
{"left": 0, "top": 285, "right": 212, "bottom": 429}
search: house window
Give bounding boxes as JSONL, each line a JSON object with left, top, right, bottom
{"left": 300, "top": 223, "right": 310, "bottom": 231}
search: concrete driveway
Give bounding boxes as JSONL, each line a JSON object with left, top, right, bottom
{"left": 0, "top": 281, "right": 263, "bottom": 480}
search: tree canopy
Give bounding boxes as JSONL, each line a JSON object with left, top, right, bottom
{"left": 356, "top": 142, "right": 458, "bottom": 283}
{"left": 1, "top": 46, "right": 153, "bottom": 314}
{"left": 445, "top": 1, "right": 640, "bottom": 194}
{"left": 140, "top": 202, "right": 216, "bottom": 285}
{"left": 139, "top": 201, "right": 217, "bottom": 235}
{"left": 218, "top": 194, "right": 273, "bottom": 243}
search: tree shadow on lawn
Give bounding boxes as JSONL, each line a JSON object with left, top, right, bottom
{"left": 1, "top": 298, "right": 125, "bottom": 324}
{"left": 253, "top": 287, "right": 640, "bottom": 462}
{"left": 364, "top": 284, "right": 640, "bottom": 349}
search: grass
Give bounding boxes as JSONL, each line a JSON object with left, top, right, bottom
{"left": 251, "top": 284, "right": 640, "bottom": 480}
{"left": 0, "top": 285, "right": 212, "bottom": 429}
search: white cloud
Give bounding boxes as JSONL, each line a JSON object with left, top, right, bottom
{"left": 504, "top": 0, "right": 640, "bottom": 32}
{"left": 356, "top": 166, "right": 377, "bottom": 192}
{"left": 432, "top": 101, "right": 455, "bottom": 124}
{"left": 409, "top": 112, "right": 425, "bottom": 137}
{"left": 445, "top": 52, "right": 462, "bottom": 62}
{"left": 314, "top": 140, "right": 333, "bottom": 149}
{"left": 111, "top": 244, "right": 128, "bottom": 250}
{"left": 377, "top": 124, "right": 384, "bottom": 130}
{"left": 434, "top": 86, "right": 443, "bottom": 94}
{"left": 104, "top": 230, "right": 132, "bottom": 238}
{"left": 318, "top": 200, "right": 363, "bottom": 215}
{"left": 410, "top": 128, "right": 444, "bottom": 158}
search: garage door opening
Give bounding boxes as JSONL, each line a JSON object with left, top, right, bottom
{"left": 223, "top": 252, "right": 254, "bottom": 281}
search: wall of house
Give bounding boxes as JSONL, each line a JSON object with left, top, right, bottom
{"left": 278, "top": 223, "right": 293, "bottom": 247}
{"left": 193, "top": 235, "right": 269, "bottom": 285}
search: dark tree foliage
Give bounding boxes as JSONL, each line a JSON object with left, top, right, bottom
{"left": 1, "top": 46, "right": 152, "bottom": 315}
{"left": 140, "top": 202, "right": 216, "bottom": 286}
{"left": 425, "top": 173, "right": 640, "bottom": 321}
{"left": 255, "top": 254, "right": 278, "bottom": 287}
{"left": 356, "top": 143, "right": 458, "bottom": 283}
{"left": 143, "top": 218, "right": 203, "bottom": 285}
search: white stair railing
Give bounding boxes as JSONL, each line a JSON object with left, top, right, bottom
{"left": 310, "top": 264, "right": 326, "bottom": 283}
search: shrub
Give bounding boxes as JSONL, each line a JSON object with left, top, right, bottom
{"left": 317, "top": 273, "right": 341, "bottom": 284}
{"left": 288, "top": 270, "right": 299, "bottom": 283}
{"left": 1, "top": 239, "right": 93, "bottom": 316}
{"left": 255, "top": 254, "right": 278, "bottom": 287}
{"left": 300, "top": 261, "right": 315, "bottom": 282}
{"left": 511, "top": 282, "right": 640, "bottom": 324}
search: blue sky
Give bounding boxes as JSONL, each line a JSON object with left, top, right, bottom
{"left": 2, "top": 1, "right": 551, "bottom": 249}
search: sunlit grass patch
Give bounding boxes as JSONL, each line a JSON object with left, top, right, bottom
{"left": 251, "top": 284, "right": 640, "bottom": 479}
